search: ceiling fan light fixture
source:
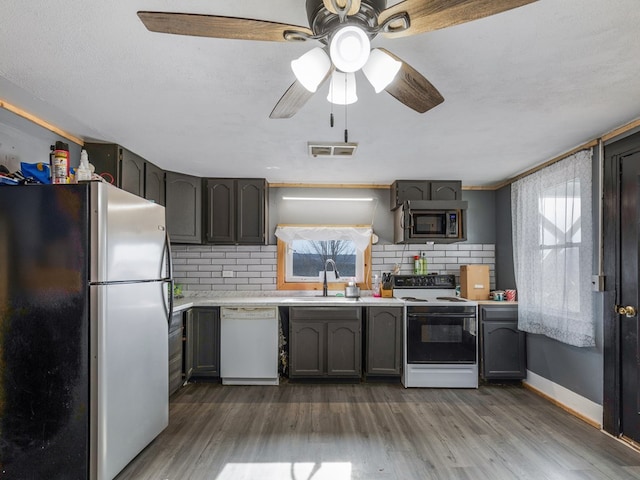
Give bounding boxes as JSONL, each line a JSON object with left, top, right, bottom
{"left": 327, "top": 71, "right": 357, "bottom": 105}
{"left": 291, "top": 47, "right": 331, "bottom": 92}
{"left": 329, "top": 25, "right": 370, "bottom": 73}
{"left": 362, "top": 48, "right": 402, "bottom": 93}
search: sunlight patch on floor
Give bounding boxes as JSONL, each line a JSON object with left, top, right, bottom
{"left": 216, "top": 462, "right": 352, "bottom": 480}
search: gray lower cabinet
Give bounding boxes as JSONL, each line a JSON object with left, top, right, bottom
{"left": 289, "top": 307, "right": 362, "bottom": 379}
{"left": 169, "top": 310, "right": 183, "bottom": 396}
{"left": 480, "top": 304, "right": 526, "bottom": 380}
{"left": 165, "top": 171, "right": 202, "bottom": 244}
{"left": 366, "top": 306, "right": 402, "bottom": 377}
{"left": 185, "top": 307, "right": 220, "bottom": 381}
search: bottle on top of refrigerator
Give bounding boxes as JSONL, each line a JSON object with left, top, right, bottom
{"left": 76, "top": 149, "right": 92, "bottom": 182}
{"left": 50, "top": 141, "right": 70, "bottom": 184}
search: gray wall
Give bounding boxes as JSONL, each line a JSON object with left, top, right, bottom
{"left": 495, "top": 185, "right": 516, "bottom": 290}
{"left": 268, "top": 187, "right": 393, "bottom": 244}
{"left": 269, "top": 186, "right": 497, "bottom": 246}
{"left": 498, "top": 150, "right": 604, "bottom": 405}
{"left": 0, "top": 108, "right": 82, "bottom": 173}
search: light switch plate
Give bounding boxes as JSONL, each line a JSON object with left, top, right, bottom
{"left": 591, "top": 275, "right": 604, "bottom": 292}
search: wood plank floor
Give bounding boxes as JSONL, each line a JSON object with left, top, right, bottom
{"left": 115, "top": 381, "right": 640, "bottom": 480}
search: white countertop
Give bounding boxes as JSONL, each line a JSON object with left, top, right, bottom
{"left": 173, "top": 295, "right": 403, "bottom": 312}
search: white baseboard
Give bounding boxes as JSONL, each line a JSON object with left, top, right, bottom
{"left": 524, "top": 370, "right": 602, "bottom": 428}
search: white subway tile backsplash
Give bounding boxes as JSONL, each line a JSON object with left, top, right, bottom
{"left": 171, "top": 243, "right": 495, "bottom": 293}
{"left": 458, "top": 244, "right": 483, "bottom": 250}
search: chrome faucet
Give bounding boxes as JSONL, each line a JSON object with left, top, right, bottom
{"left": 322, "top": 259, "right": 340, "bottom": 296}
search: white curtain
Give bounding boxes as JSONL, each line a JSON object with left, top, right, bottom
{"left": 274, "top": 225, "right": 372, "bottom": 251}
{"left": 511, "top": 149, "right": 594, "bottom": 347}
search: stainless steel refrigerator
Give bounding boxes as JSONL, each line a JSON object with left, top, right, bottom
{"left": 0, "top": 182, "right": 173, "bottom": 479}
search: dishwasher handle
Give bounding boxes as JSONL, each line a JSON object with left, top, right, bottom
{"left": 220, "top": 307, "right": 279, "bottom": 320}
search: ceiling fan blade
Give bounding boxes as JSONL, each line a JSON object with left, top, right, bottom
{"left": 137, "top": 11, "right": 313, "bottom": 42}
{"left": 270, "top": 69, "right": 332, "bottom": 119}
{"left": 380, "top": 49, "right": 444, "bottom": 114}
{"left": 323, "top": 0, "right": 361, "bottom": 16}
{"left": 378, "top": 0, "right": 537, "bottom": 38}
{"left": 270, "top": 81, "right": 317, "bottom": 119}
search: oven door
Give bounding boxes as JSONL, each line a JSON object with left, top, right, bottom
{"left": 406, "top": 305, "right": 476, "bottom": 364}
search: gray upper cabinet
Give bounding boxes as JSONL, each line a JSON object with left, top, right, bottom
{"left": 480, "top": 305, "right": 526, "bottom": 380}
{"left": 390, "top": 180, "right": 430, "bottom": 209}
{"left": 84, "top": 143, "right": 162, "bottom": 202}
{"left": 205, "top": 178, "right": 234, "bottom": 244}
{"left": 390, "top": 180, "right": 462, "bottom": 209}
{"left": 430, "top": 181, "right": 462, "bottom": 201}
{"left": 144, "top": 161, "right": 165, "bottom": 206}
{"left": 120, "top": 149, "right": 144, "bottom": 196}
{"left": 205, "top": 178, "right": 267, "bottom": 244}
{"left": 366, "top": 306, "right": 402, "bottom": 377}
{"left": 166, "top": 171, "right": 202, "bottom": 244}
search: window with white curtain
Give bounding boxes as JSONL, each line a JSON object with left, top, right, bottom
{"left": 511, "top": 149, "right": 594, "bottom": 347}
{"left": 275, "top": 225, "right": 372, "bottom": 290}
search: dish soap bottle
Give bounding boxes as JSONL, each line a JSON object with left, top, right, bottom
{"left": 420, "top": 252, "right": 428, "bottom": 275}
{"left": 372, "top": 274, "right": 381, "bottom": 297}
{"left": 76, "top": 149, "right": 92, "bottom": 182}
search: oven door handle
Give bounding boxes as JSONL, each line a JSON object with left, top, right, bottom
{"left": 407, "top": 313, "right": 476, "bottom": 319}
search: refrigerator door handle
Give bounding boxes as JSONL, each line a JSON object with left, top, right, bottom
{"left": 163, "top": 279, "right": 173, "bottom": 327}
{"left": 161, "top": 230, "right": 173, "bottom": 282}
{"left": 162, "top": 231, "right": 174, "bottom": 324}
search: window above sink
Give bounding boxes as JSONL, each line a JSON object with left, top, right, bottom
{"left": 275, "top": 225, "right": 372, "bottom": 292}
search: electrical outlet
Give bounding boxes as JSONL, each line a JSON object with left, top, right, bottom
{"left": 222, "top": 270, "right": 234, "bottom": 278}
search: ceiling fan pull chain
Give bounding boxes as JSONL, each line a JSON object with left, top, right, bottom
{"left": 330, "top": 112, "right": 334, "bottom": 128}
{"left": 344, "top": 77, "right": 348, "bottom": 143}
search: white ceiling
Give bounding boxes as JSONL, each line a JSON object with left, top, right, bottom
{"left": 1, "top": 0, "right": 639, "bottom": 187}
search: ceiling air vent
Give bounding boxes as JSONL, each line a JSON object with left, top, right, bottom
{"left": 308, "top": 142, "right": 358, "bottom": 158}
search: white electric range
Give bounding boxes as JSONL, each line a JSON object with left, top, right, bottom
{"left": 393, "top": 274, "right": 478, "bottom": 388}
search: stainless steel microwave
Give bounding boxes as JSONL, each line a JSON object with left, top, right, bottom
{"left": 394, "top": 200, "right": 467, "bottom": 243}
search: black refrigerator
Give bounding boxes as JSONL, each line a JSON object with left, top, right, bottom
{"left": 0, "top": 182, "right": 172, "bottom": 479}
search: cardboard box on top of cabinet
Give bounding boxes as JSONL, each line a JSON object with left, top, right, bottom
{"left": 460, "top": 265, "right": 490, "bottom": 300}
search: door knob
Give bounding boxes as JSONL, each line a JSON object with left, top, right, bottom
{"left": 615, "top": 305, "right": 637, "bottom": 317}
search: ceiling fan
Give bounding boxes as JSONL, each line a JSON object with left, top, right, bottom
{"left": 137, "top": 0, "right": 537, "bottom": 118}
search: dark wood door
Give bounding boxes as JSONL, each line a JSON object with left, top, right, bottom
{"left": 619, "top": 145, "right": 640, "bottom": 442}
{"left": 120, "top": 148, "right": 145, "bottom": 197}
{"left": 189, "top": 308, "right": 220, "bottom": 378}
{"left": 327, "top": 320, "right": 361, "bottom": 376}
{"left": 144, "top": 161, "right": 165, "bottom": 206}
{"left": 236, "top": 179, "right": 266, "bottom": 244}
{"left": 205, "top": 178, "right": 235, "bottom": 244}
{"left": 165, "top": 172, "right": 202, "bottom": 244}
{"left": 289, "top": 321, "right": 325, "bottom": 377}
{"left": 366, "top": 307, "right": 402, "bottom": 376}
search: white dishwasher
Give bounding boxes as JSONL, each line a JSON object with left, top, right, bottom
{"left": 220, "top": 306, "right": 280, "bottom": 385}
